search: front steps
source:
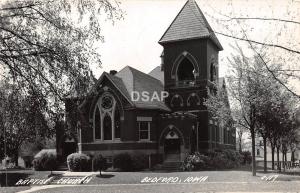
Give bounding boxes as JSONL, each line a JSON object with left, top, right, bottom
{"left": 155, "top": 154, "right": 182, "bottom": 171}
{"left": 160, "top": 161, "right": 182, "bottom": 171}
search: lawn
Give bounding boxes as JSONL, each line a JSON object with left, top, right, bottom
{"left": 0, "top": 169, "right": 62, "bottom": 187}
{"left": 86, "top": 170, "right": 300, "bottom": 185}
{"left": 0, "top": 186, "right": 30, "bottom": 193}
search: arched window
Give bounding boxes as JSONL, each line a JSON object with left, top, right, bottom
{"left": 114, "top": 105, "right": 121, "bottom": 139}
{"left": 210, "top": 63, "right": 216, "bottom": 82}
{"left": 177, "top": 58, "right": 195, "bottom": 82}
{"left": 94, "top": 106, "right": 101, "bottom": 139}
{"left": 93, "top": 92, "right": 122, "bottom": 141}
{"left": 170, "top": 94, "right": 183, "bottom": 107}
{"left": 187, "top": 93, "right": 200, "bottom": 107}
{"left": 103, "top": 113, "right": 112, "bottom": 140}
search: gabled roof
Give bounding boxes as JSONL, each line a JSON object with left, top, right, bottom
{"left": 159, "top": 0, "right": 223, "bottom": 50}
{"left": 148, "top": 66, "right": 164, "bottom": 84}
{"left": 115, "top": 66, "right": 170, "bottom": 111}
{"left": 78, "top": 66, "right": 170, "bottom": 112}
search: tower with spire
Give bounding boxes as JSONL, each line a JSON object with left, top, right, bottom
{"left": 158, "top": 0, "right": 231, "bottom": 153}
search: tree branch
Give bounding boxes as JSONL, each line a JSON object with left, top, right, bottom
{"left": 215, "top": 31, "right": 300, "bottom": 55}
{"left": 224, "top": 17, "right": 300, "bottom": 25}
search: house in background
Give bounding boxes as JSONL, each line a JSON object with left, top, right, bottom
{"left": 56, "top": 0, "right": 236, "bottom": 165}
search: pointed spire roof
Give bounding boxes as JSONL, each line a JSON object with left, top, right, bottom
{"left": 159, "top": 0, "right": 223, "bottom": 50}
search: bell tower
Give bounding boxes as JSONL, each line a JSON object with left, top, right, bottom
{"left": 159, "top": 0, "right": 223, "bottom": 111}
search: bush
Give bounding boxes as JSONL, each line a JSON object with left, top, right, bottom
{"left": 113, "top": 153, "right": 149, "bottom": 171}
{"left": 113, "top": 153, "right": 133, "bottom": 171}
{"left": 32, "top": 151, "right": 57, "bottom": 171}
{"left": 240, "top": 151, "right": 252, "bottom": 165}
{"left": 131, "top": 154, "right": 149, "bottom": 171}
{"left": 67, "top": 153, "right": 91, "bottom": 172}
{"left": 182, "top": 152, "right": 210, "bottom": 171}
{"left": 182, "top": 149, "right": 242, "bottom": 171}
{"left": 93, "top": 154, "right": 108, "bottom": 175}
{"left": 209, "top": 152, "right": 228, "bottom": 169}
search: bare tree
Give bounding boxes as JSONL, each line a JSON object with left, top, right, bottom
{"left": 201, "top": 0, "right": 300, "bottom": 98}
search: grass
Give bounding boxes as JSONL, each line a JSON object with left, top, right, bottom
{"left": 0, "top": 169, "right": 62, "bottom": 187}
{"left": 0, "top": 186, "right": 30, "bottom": 193}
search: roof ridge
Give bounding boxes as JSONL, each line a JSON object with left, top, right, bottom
{"left": 159, "top": 0, "right": 223, "bottom": 50}
{"left": 158, "top": 0, "right": 189, "bottom": 43}
{"left": 148, "top": 66, "right": 160, "bottom": 74}
{"left": 127, "top": 66, "right": 163, "bottom": 86}
{"left": 116, "top": 65, "right": 135, "bottom": 93}
{"left": 193, "top": 0, "right": 214, "bottom": 32}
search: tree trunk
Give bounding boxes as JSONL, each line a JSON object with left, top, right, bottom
{"left": 291, "top": 151, "right": 295, "bottom": 162}
{"left": 282, "top": 151, "right": 285, "bottom": 172}
{"left": 263, "top": 137, "right": 267, "bottom": 173}
{"left": 277, "top": 147, "right": 280, "bottom": 172}
{"left": 239, "top": 137, "right": 242, "bottom": 153}
{"left": 251, "top": 130, "right": 256, "bottom": 176}
{"left": 285, "top": 152, "right": 288, "bottom": 169}
{"left": 271, "top": 145, "right": 275, "bottom": 170}
{"left": 14, "top": 152, "right": 19, "bottom": 167}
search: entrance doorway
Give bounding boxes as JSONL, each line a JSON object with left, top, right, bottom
{"left": 62, "top": 136, "right": 77, "bottom": 159}
{"left": 164, "top": 131, "right": 181, "bottom": 161}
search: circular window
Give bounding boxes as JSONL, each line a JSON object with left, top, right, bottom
{"left": 101, "top": 95, "right": 113, "bottom": 109}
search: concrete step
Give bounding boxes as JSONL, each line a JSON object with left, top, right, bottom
{"left": 164, "top": 154, "right": 180, "bottom": 162}
{"left": 160, "top": 161, "right": 182, "bottom": 171}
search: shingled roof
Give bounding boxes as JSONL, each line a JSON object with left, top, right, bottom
{"left": 159, "top": 0, "right": 223, "bottom": 50}
{"left": 114, "top": 66, "right": 170, "bottom": 111}
{"left": 148, "top": 66, "right": 164, "bottom": 84}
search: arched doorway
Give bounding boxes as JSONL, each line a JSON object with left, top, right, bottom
{"left": 164, "top": 130, "right": 180, "bottom": 155}
{"left": 160, "top": 125, "right": 184, "bottom": 162}
{"left": 61, "top": 135, "right": 77, "bottom": 160}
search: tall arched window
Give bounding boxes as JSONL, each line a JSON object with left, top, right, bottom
{"left": 114, "top": 105, "right": 121, "bottom": 139}
{"left": 93, "top": 92, "right": 122, "bottom": 141}
{"left": 210, "top": 63, "right": 216, "bottom": 82}
{"left": 103, "top": 113, "right": 112, "bottom": 140}
{"left": 94, "top": 106, "right": 101, "bottom": 139}
{"left": 177, "top": 57, "right": 195, "bottom": 82}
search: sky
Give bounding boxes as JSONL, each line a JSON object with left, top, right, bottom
{"left": 94, "top": 0, "right": 300, "bottom": 94}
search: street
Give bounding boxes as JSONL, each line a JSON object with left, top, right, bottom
{"left": 20, "top": 181, "right": 300, "bottom": 193}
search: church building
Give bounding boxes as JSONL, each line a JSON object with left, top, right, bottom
{"left": 58, "top": 0, "right": 236, "bottom": 165}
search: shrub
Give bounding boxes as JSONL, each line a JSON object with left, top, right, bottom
{"left": 32, "top": 150, "right": 57, "bottom": 171}
{"left": 182, "top": 152, "right": 209, "bottom": 171}
{"left": 209, "top": 152, "right": 228, "bottom": 169}
{"left": 67, "top": 153, "right": 91, "bottom": 172}
{"left": 131, "top": 154, "right": 149, "bottom": 171}
{"left": 221, "top": 149, "right": 242, "bottom": 168}
{"left": 113, "top": 153, "right": 133, "bottom": 171}
{"left": 240, "top": 151, "right": 252, "bottom": 165}
{"left": 93, "top": 154, "right": 108, "bottom": 175}
{"left": 182, "top": 149, "right": 242, "bottom": 171}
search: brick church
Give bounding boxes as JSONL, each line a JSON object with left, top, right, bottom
{"left": 57, "top": 0, "right": 236, "bottom": 164}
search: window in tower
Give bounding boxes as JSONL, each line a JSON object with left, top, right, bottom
{"left": 177, "top": 57, "right": 195, "bottom": 83}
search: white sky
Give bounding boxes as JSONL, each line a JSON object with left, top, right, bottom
{"left": 94, "top": 0, "right": 300, "bottom": 94}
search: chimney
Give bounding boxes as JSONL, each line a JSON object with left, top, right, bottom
{"left": 109, "top": 70, "right": 117, "bottom": 75}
